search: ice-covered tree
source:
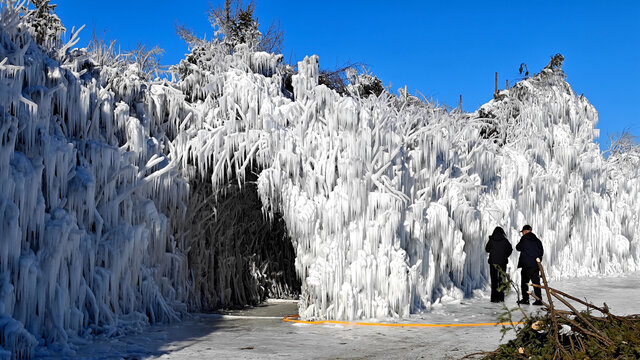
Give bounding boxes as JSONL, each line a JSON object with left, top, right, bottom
{"left": 346, "top": 66, "right": 385, "bottom": 97}
{"left": 124, "top": 43, "right": 165, "bottom": 80}
{"left": 0, "top": 2, "right": 188, "bottom": 357}
{"left": 606, "top": 131, "right": 639, "bottom": 158}
{"left": 20, "top": 0, "right": 65, "bottom": 46}
{"left": 545, "top": 53, "right": 565, "bottom": 71}
{"left": 207, "top": 0, "right": 283, "bottom": 53}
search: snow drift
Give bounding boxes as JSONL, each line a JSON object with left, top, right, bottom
{"left": 0, "top": 1, "right": 639, "bottom": 357}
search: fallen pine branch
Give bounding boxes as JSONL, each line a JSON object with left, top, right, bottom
{"left": 478, "top": 261, "right": 640, "bottom": 360}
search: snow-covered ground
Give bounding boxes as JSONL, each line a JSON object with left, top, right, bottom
{"left": 44, "top": 271, "right": 640, "bottom": 359}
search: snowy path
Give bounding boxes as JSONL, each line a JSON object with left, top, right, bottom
{"left": 56, "top": 272, "right": 640, "bottom": 359}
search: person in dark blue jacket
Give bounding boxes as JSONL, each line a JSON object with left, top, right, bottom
{"left": 515, "top": 225, "right": 544, "bottom": 305}
{"left": 485, "top": 226, "right": 513, "bottom": 302}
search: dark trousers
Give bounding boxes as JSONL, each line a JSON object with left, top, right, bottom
{"left": 489, "top": 263, "right": 507, "bottom": 302}
{"left": 520, "top": 266, "right": 541, "bottom": 302}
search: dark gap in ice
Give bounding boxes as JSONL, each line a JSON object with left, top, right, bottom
{"left": 186, "top": 168, "right": 300, "bottom": 311}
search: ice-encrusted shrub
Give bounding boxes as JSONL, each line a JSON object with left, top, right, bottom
{"left": 0, "top": 1, "right": 188, "bottom": 357}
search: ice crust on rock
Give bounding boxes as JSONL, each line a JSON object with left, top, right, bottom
{"left": 0, "top": 1, "right": 639, "bottom": 357}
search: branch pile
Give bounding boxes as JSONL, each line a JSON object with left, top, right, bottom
{"left": 484, "top": 261, "right": 640, "bottom": 359}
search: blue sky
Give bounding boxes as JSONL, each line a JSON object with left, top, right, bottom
{"left": 55, "top": 0, "right": 639, "bottom": 149}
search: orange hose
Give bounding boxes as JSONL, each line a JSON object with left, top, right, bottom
{"left": 282, "top": 315, "right": 523, "bottom": 327}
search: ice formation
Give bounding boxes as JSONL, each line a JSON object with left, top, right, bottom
{"left": 0, "top": 2, "right": 189, "bottom": 358}
{"left": 0, "top": 1, "right": 639, "bottom": 357}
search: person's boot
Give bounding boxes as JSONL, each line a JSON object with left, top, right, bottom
{"left": 532, "top": 300, "right": 543, "bottom": 306}
{"left": 517, "top": 299, "right": 529, "bottom": 305}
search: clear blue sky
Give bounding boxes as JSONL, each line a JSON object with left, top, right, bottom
{"left": 55, "top": 0, "right": 639, "bottom": 149}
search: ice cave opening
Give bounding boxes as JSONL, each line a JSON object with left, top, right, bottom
{"left": 185, "top": 168, "right": 301, "bottom": 311}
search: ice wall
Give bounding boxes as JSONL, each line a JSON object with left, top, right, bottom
{"left": 164, "top": 39, "right": 639, "bottom": 322}
{"left": 0, "top": 2, "right": 189, "bottom": 358}
{"left": 473, "top": 71, "right": 629, "bottom": 279}
{"left": 1, "top": 0, "right": 639, "bottom": 357}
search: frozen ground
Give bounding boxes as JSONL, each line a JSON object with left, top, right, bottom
{"left": 37, "top": 271, "right": 640, "bottom": 360}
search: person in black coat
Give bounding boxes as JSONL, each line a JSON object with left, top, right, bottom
{"left": 515, "top": 225, "right": 544, "bottom": 305}
{"left": 485, "top": 226, "right": 513, "bottom": 302}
